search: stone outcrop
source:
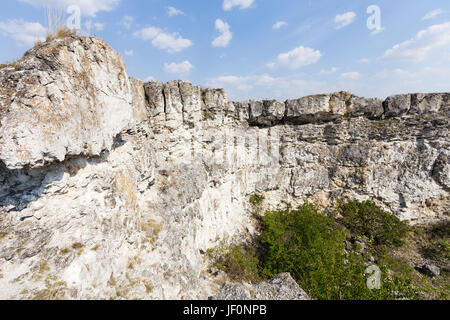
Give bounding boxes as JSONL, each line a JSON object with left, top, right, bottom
{"left": 0, "top": 36, "right": 448, "bottom": 300}
{"left": 0, "top": 37, "right": 138, "bottom": 170}
{"left": 211, "top": 273, "right": 311, "bottom": 300}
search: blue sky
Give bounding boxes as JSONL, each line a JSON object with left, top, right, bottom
{"left": 1, "top": 0, "right": 450, "bottom": 100}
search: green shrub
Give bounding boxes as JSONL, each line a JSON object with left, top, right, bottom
{"left": 260, "top": 203, "right": 359, "bottom": 299}
{"left": 259, "top": 202, "right": 417, "bottom": 300}
{"left": 421, "top": 221, "right": 450, "bottom": 265}
{"left": 338, "top": 200, "right": 410, "bottom": 248}
{"left": 249, "top": 193, "right": 265, "bottom": 208}
{"left": 209, "top": 200, "right": 420, "bottom": 300}
{"left": 249, "top": 193, "right": 265, "bottom": 216}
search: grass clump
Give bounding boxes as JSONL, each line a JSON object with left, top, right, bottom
{"left": 44, "top": 7, "right": 78, "bottom": 42}
{"left": 46, "top": 28, "right": 77, "bottom": 42}
{"left": 33, "top": 276, "right": 67, "bottom": 300}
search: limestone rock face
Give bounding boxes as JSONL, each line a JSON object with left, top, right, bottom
{"left": 0, "top": 36, "right": 448, "bottom": 300}
{"left": 384, "top": 93, "right": 450, "bottom": 118}
{"left": 212, "top": 273, "right": 311, "bottom": 300}
{"left": 0, "top": 36, "right": 137, "bottom": 170}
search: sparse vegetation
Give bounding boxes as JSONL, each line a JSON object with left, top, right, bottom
{"left": 249, "top": 193, "right": 265, "bottom": 216}
{"left": 107, "top": 273, "right": 117, "bottom": 287}
{"left": 421, "top": 221, "right": 450, "bottom": 264}
{"left": 71, "top": 242, "right": 84, "bottom": 250}
{"left": 60, "top": 248, "right": 71, "bottom": 255}
{"left": 202, "top": 109, "right": 216, "bottom": 121}
{"left": 143, "top": 281, "right": 154, "bottom": 293}
{"left": 0, "top": 60, "right": 21, "bottom": 72}
{"left": 46, "top": 28, "right": 77, "bottom": 42}
{"left": 45, "top": 7, "right": 78, "bottom": 42}
{"left": 32, "top": 275, "right": 67, "bottom": 300}
{"left": 32, "top": 259, "right": 51, "bottom": 280}
{"left": 208, "top": 244, "right": 261, "bottom": 283}
{"left": 141, "top": 220, "right": 163, "bottom": 244}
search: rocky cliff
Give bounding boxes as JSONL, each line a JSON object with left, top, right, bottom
{"left": 0, "top": 36, "right": 448, "bottom": 299}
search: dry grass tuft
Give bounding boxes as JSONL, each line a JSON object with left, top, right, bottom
{"left": 45, "top": 7, "right": 78, "bottom": 42}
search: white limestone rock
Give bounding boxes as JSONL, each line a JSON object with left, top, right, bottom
{"left": 212, "top": 273, "right": 311, "bottom": 300}
{"left": 0, "top": 35, "right": 448, "bottom": 301}
{"left": 0, "top": 36, "right": 136, "bottom": 170}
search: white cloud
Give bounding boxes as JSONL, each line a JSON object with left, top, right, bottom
{"left": 207, "top": 73, "right": 328, "bottom": 100}
{"left": 277, "top": 46, "right": 322, "bottom": 69}
{"left": 94, "top": 22, "right": 105, "bottom": 31}
{"left": 334, "top": 12, "right": 356, "bottom": 29}
{"left": 255, "top": 74, "right": 281, "bottom": 86}
{"left": 358, "top": 58, "right": 371, "bottom": 64}
{"left": 168, "top": 6, "right": 184, "bottom": 17}
{"left": 237, "top": 84, "right": 253, "bottom": 91}
{"left": 124, "top": 50, "right": 133, "bottom": 56}
{"left": 222, "top": 0, "right": 254, "bottom": 11}
{"left": 134, "top": 26, "right": 193, "bottom": 53}
{"left": 164, "top": 61, "right": 193, "bottom": 74}
{"left": 212, "top": 19, "right": 232, "bottom": 48}
{"left": 339, "top": 65, "right": 450, "bottom": 99}
{"left": 319, "top": 67, "right": 338, "bottom": 75}
{"left": 340, "top": 72, "right": 361, "bottom": 80}
{"left": 272, "top": 21, "right": 287, "bottom": 30}
{"left": 422, "top": 9, "right": 444, "bottom": 20}
{"left": 266, "top": 62, "right": 276, "bottom": 69}
{"left": 382, "top": 22, "right": 450, "bottom": 62}
{"left": 18, "top": 0, "right": 119, "bottom": 17}
{"left": 210, "top": 75, "right": 246, "bottom": 85}
{"left": 207, "top": 74, "right": 281, "bottom": 90}
{"left": 0, "top": 19, "right": 46, "bottom": 46}
{"left": 144, "top": 76, "right": 155, "bottom": 82}
{"left": 373, "top": 68, "right": 415, "bottom": 81}
{"left": 120, "top": 16, "right": 134, "bottom": 30}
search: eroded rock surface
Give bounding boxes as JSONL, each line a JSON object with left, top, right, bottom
{"left": 211, "top": 273, "right": 311, "bottom": 300}
{"left": 0, "top": 36, "right": 448, "bottom": 300}
{"left": 0, "top": 37, "right": 136, "bottom": 170}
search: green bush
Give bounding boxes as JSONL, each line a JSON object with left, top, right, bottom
{"left": 337, "top": 200, "right": 410, "bottom": 248}
{"left": 209, "top": 200, "right": 420, "bottom": 300}
{"left": 421, "top": 221, "right": 450, "bottom": 266}
{"left": 259, "top": 203, "right": 357, "bottom": 299}
{"left": 249, "top": 193, "right": 265, "bottom": 216}
{"left": 259, "top": 202, "right": 417, "bottom": 300}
